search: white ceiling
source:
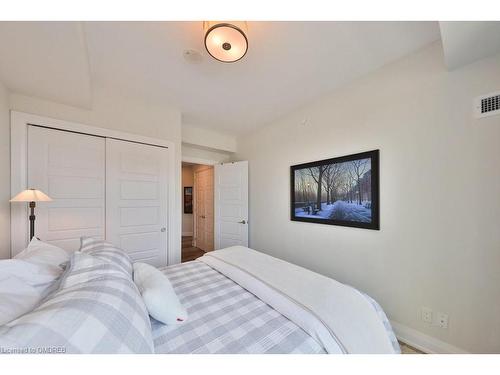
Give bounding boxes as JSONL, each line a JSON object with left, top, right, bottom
{"left": 0, "top": 21, "right": 443, "bottom": 135}
{"left": 0, "top": 22, "right": 92, "bottom": 108}
{"left": 440, "top": 21, "right": 500, "bottom": 70}
{"left": 84, "top": 22, "right": 440, "bottom": 135}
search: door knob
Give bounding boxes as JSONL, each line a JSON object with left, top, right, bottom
{"left": 160, "top": 227, "right": 166, "bottom": 232}
{"left": 238, "top": 220, "right": 247, "bottom": 224}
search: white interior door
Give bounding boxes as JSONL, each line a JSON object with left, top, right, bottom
{"left": 27, "top": 126, "right": 105, "bottom": 251}
{"left": 105, "top": 138, "right": 168, "bottom": 266}
{"left": 215, "top": 161, "right": 248, "bottom": 249}
{"left": 194, "top": 167, "right": 214, "bottom": 252}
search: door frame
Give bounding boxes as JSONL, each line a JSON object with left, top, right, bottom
{"left": 181, "top": 155, "right": 219, "bottom": 166}
{"left": 10, "top": 111, "right": 179, "bottom": 265}
{"left": 181, "top": 154, "right": 219, "bottom": 249}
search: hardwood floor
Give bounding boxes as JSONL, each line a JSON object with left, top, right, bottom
{"left": 182, "top": 236, "right": 205, "bottom": 263}
{"left": 399, "top": 341, "right": 425, "bottom": 354}
{"left": 182, "top": 236, "right": 193, "bottom": 248}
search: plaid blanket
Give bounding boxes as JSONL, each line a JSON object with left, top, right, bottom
{"left": 152, "top": 261, "right": 326, "bottom": 354}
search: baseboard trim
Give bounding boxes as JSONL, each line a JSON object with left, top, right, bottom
{"left": 182, "top": 232, "right": 193, "bottom": 237}
{"left": 390, "top": 321, "right": 469, "bottom": 354}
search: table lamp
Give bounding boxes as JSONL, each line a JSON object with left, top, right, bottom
{"left": 10, "top": 188, "right": 52, "bottom": 241}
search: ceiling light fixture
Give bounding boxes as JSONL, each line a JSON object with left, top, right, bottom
{"left": 204, "top": 21, "right": 248, "bottom": 63}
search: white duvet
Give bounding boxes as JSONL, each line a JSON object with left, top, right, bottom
{"left": 199, "top": 246, "right": 399, "bottom": 354}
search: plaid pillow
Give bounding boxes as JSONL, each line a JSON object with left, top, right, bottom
{"left": 0, "top": 251, "right": 154, "bottom": 354}
{"left": 79, "top": 237, "right": 133, "bottom": 277}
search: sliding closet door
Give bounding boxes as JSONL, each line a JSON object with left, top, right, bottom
{"left": 27, "top": 126, "right": 106, "bottom": 251}
{"left": 105, "top": 138, "right": 168, "bottom": 266}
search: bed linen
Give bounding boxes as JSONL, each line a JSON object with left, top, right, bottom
{"left": 199, "top": 246, "right": 399, "bottom": 354}
{"left": 152, "top": 261, "right": 326, "bottom": 354}
{"left": 14, "top": 237, "right": 70, "bottom": 270}
{"left": 0, "top": 251, "right": 154, "bottom": 354}
{"left": 1, "top": 239, "right": 398, "bottom": 354}
{"left": 154, "top": 248, "right": 399, "bottom": 354}
{"left": 0, "top": 276, "right": 42, "bottom": 326}
{"left": 80, "top": 236, "right": 133, "bottom": 277}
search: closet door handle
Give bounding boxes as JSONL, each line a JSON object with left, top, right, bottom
{"left": 238, "top": 220, "right": 247, "bottom": 224}
{"left": 160, "top": 227, "right": 166, "bottom": 232}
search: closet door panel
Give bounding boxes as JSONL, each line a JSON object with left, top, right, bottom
{"left": 105, "top": 139, "right": 168, "bottom": 267}
{"left": 27, "top": 126, "right": 106, "bottom": 251}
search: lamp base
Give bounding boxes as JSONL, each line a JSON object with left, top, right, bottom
{"left": 29, "top": 201, "right": 36, "bottom": 241}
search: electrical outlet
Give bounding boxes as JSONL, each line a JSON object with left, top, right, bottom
{"left": 437, "top": 312, "right": 449, "bottom": 329}
{"left": 421, "top": 307, "right": 433, "bottom": 323}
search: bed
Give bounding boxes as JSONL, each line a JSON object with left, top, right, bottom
{"left": 0, "top": 240, "right": 400, "bottom": 354}
{"left": 153, "top": 261, "right": 326, "bottom": 353}
{"left": 153, "top": 250, "right": 400, "bottom": 354}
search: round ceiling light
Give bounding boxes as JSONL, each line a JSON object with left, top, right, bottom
{"left": 204, "top": 21, "right": 248, "bottom": 63}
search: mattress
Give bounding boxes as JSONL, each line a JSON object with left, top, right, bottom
{"left": 152, "top": 260, "right": 326, "bottom": 354}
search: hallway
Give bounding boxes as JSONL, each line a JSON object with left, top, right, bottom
{"left": 181, "top": 236, "right": 205, "bottom": 262}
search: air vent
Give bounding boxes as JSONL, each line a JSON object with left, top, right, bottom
{"left": 475, "top": 91, "right": 500, "bottom": 118}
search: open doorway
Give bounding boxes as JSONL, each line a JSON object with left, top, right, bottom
{"left": 181, "top": 162, "right": 214, "bottom": 262}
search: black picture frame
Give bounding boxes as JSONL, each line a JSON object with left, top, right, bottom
{"left": 290, "top": 150, "right": 380, "bottom": 230}
{"left": 184, "top": 186, "right": 193, "bottom": 214}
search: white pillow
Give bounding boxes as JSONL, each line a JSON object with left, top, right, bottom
{"left": 0, "top": 259, "right": 61, "bottom": 289}
{"left": 0, "top": 239, "right": 68, "bottom": 325}
{"left": 0, "top": 275, "right": 41, "bottom": 325}
{"left": 15, "top": 237, "right": 70, "bottom": 269}
{"left": 133, "top": 262, "right": 188, "bottom": 325}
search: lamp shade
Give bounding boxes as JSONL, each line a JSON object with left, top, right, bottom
{"left": 204, "top": 21, "right": 248, "bottom": 63}
{"left": 10, "top": 189, "right": 52, "bottom": 202}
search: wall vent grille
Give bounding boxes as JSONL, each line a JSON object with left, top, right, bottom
{"left": 475, "top": 91, "right": 500, "bottom": 118}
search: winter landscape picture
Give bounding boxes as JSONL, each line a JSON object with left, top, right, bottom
{"left": 290, "top": 150, "right": 379, "bottom": 229}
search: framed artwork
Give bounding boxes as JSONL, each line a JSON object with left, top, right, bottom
{"left": 184, "top": 186, "right": 193, "bottom": 214}
{"left": 290, "top": 150, "right": 379, "bottom": 230}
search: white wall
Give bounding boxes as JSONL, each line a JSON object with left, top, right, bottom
{"left": 5, "top": 85, "right": 183, "bottom": 264}
{"left": 10, "top": 86, "right": 181, "bottom": 141}
{"left": 236, "top": 42, "right": 500, "bottom": 353}
{"left": 0, "top": 81, "right": 10, "bottom": 259}
{"left": 182, "top": 124, "right": 237, "bottom": 153}
{"left": 182, "top": 165, "right": 194, "bottom": 236}
{"left": 182, "top": 143, "right": 233, "bottom": 164}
